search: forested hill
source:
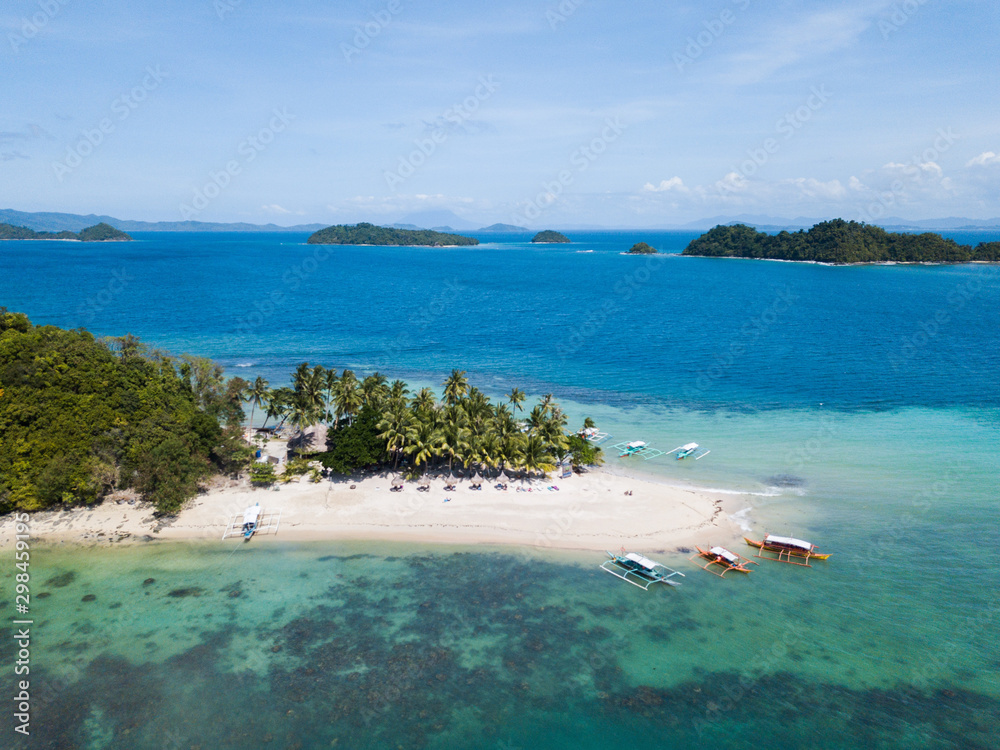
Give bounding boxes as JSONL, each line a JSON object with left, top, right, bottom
{"left": 0, "top": 222, "right": 132, "bottom": 242}
{"left": 682, "top": 220, "right": 1000, "bottom": 264}
{"left": 307, "top": 222, "right": 478, "bottom": 246}
{"left": 0, "top": 311, "right": 247, "bottom": 514}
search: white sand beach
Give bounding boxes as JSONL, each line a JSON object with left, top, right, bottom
{"left": 0, "top": 466, "right": 750, "bottom": 554}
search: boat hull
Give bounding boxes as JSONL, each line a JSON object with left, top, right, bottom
{"left": 744, "top": 537, "right": 831, "bottom": 560}
{"left": 692, "top": 545, "right": 755, "bottom": 576}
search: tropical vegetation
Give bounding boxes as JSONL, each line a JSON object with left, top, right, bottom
{"left": 0, "top": 311, "right": 247, "bottom": 515}
{"left": 531, "top": 230, "right": 570, "bottom": 243}
{"left": 307, "top": 222, "right": 478, "bottom": 246}
{"left": 0, "top": 313, "right": 602, "bottom": 515}
{"left": 0, "top": 222, "right": 132, "bottom": 242}
{"left": 627, "top": 242, "right": 657, "bottom": 254}
{"left": 682, "top": 220, "right": 1000, "bottom": 264}
{"left": 249, "top": 365, "right": 602, "bottom": 478}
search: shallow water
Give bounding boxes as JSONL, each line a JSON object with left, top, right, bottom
{"left": 2, "top": 541, "right": 997, "bottom": 749}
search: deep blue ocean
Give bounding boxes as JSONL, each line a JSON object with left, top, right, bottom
{"left": 1, "top": 230, "right": 999, "bottom": 748}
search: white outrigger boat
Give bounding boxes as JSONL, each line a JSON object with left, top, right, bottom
{"left": 579, "top": 426, "right": 611, "bottom": 444}
{"left": 667, "top": 442, "right": 710, "bottom": 460}
{"left": 611, "top": 440, "right": 666, "bottom": 460}
{"left": 600, "top": 550, "right": 685, "bottom": 589}
{"left": 222, "top": 503, "right": 281, "bottom": 541}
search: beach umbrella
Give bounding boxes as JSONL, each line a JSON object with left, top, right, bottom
{"left": 497, "top": 470, "right": 508, "bottom": 484}
{"left": 391, "top": 475, "right": 404, "bottom": 489}
{"left": 471, "top": 472, "right": 483, "bottom": 485}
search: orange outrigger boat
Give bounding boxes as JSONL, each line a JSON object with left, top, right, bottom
{"left": 745, "top": 533, "right": 830, "bottom": 567}
{"left": 691, "top": 546, "right": 758, "bottom": 577}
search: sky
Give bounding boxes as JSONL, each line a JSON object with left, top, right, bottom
{"left": 2, "top": 0, "right": 999, "bottom": 228}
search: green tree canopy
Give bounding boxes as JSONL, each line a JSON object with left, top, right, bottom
{"left": 682, "top": 220, "right": 995, "bottom": 264}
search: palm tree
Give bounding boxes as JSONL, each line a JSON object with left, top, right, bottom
{"left": 463, "top": 387, "right": 492, "bottom": 428}
{"left": 388, "top": 379, "right": 410, "bottom": 406}
{"left": 245, "top": 376, "right": 269, "bottom": 432}
{"left": 411, "top": 387, "right": 437, "bottom": 417}
{"left": 288, "top": 395, "right": 322, "bottom": 435}
{"left": 378, "top": 404, "right": 417, "bottom": 469}
{"left": 507, "top": 387, "right": 526, "bottom": 416}
{"left": 521, "top": 434, "right": 556, "bottom": 476}
{"left": 324, "top": 368, "right": 339, "bottom": 423}
{"left": 298, "top": 365, "right": 327, "bottom": 426}
{"left": 582, "top": 417, "right": 596, "bottom": 430}
{"left": 267, "top": 387, "right": 295, "bottom": 429}
{"left": 405, "top": 421, "right": 442, "bottom": 474}
{"left": 335, "top": 370, "right": 362, "bottom": 425}
{"left": 499, "top": 433, "right": 525, "bottom": 476}
{"left": 526, "top": 404, "right": 547, "bottom": 434}
{"left": 473, "top": 433, "right": 501, "bottom": 472}
{"left": 361, "top": 373, "right": 390, "bottom": 409}
{"left": 442, "top": 369, "right": 469, "bottom": 406}
{"left": 439, "top": 405, "right": 471, "bottom": 474}
{"left": 539, "top": 393, "right": 554, "bottom": 414}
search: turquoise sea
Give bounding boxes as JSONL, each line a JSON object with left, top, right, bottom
{"left": 2, "top": 230, "right": 999, "bottom": 748}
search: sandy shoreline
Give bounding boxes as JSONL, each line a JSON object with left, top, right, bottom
{"left": 0, "top": 466, "right": 752, "bottom": 555}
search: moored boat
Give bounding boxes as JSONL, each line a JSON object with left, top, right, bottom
{"left": 691, "top": 545, "right": 758, "bottom": 576}
{"left": 745, "top": 533, "right": 830, "bottom": 566}
{"left": 600, "top": 550, "right": 685, "bottom": 589}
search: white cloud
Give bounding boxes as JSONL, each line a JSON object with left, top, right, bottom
{"left": 966, "top": 151, "right": 1000, "bottom": 167}
{"left": 643, "top": 177, "right": 688, "bottom": 193}
{"left": 261, "top": 204, "right": 292, "bottom": 214}
{"left": 783, "top": 177, "right": 847, "bottom": 199}
{"left": 715, "top": 171, "right": 748, "bottom": 194}
{"left": 882, "top": 161, "right": 945, "bottom": 181}
{"left": 715, "top": 3, "right": 891, "bottom": 84}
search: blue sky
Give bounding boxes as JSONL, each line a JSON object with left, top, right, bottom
{"left": 2, "top": 0, "right": 999, "bottom": 227}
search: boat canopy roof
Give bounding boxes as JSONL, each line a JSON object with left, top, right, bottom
{"left": 765, "top": 533, "right": 813, "bottom": 551}
{"left": 626, "top": 441, "right": 646, "bottom": 448}
{"left": 709, "top": 546, "right": 739, "bottom": 564}
{"left": 680, "top": 442, "right": 699, "bottom": 451}
{"left": 243, "top": 505, "right": 261, "bottom": 524}
{"left": 624, "top": 552, "right": 659, "bottom": 570}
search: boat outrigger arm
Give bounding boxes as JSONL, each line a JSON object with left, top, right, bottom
{"left": 690, "top": 545, "right": 758, "bottom": 577}
{"left": 222, "top": 503, "right": 281, "bottom": 541}
{"left": 610, "top": 440, "right": 666, "bottom": 460}
{"left": 601, "top": 551, "right": 685, "bottom": 590}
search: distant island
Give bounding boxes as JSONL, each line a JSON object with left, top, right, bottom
{"left": 307, "top": 222, "right": 478, "bottom": 246}
{"left": 531, "top": 230, "right": 570, "bottom": 243}
{"left": 0, "top": 222, "right": 132, "bottom": 242}
{"left": 626, "top": 242, "right": 657, "bottom": 255}
{"left": 478, "top": 223, "right": 529, "bottom": 232}
{"left": 682, "top": 220, "right": 1000, "bottom": 264}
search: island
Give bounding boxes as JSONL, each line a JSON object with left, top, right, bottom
{"left": 626, "top": 242, "right": 657, "bottom": 255}
{"left": 478, "top": 223, "right": 529, "bottom": 232}
{"left": 531, "top": 230, "right": 570, "bottom": 243}
{"left": 682, "top": 220, "right": 1000, "bottom": 264}
{"left": 0, "top": 310, "right": 737, "bottom": 561}
{"left": 307, "top": 222, "right": 478, "bottom": 246}
{"left": 0, "top": 221, "right": 132, "bottom": 242}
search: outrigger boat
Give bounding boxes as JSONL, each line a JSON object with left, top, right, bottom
{"left": 222, "top": 503, "right": 281, "bottom": 541}
{"left": 600, "top": 550, "right": 685, "bottom": 590}
{"left": 667, "top": 442, "right": 710, "bottom": 460}
{"left": 579, "top": 426, "right": 611, "bottom": 444}
{"left": 691, "top": 545, "right": 758, "bottom": 577}
{"left": 744, "top": 533, "right": 830, "bottom": 566}
{"left": 611, "top": 440, "right": 666, "bottom": 460}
